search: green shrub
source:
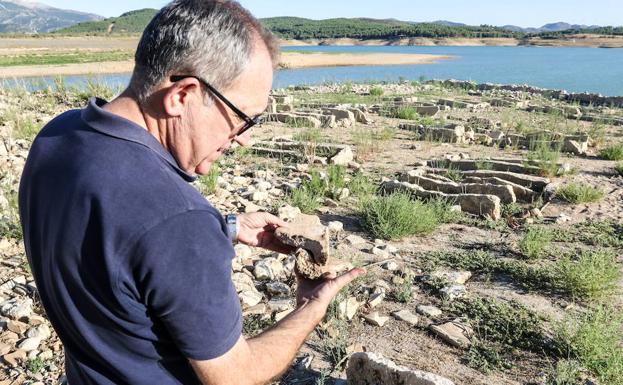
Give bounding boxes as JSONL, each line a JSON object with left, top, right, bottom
{"left": 557, "top": 183, "right": 604, "bottom": 204}
{"left": 555, "top": 307, "right": 623, "bottom": 385}
{"left": 553, "top": 249, "right": 620, "bottom": 300}
{"left": 599, "top": 144, "right": 623, "bottom": 161}
{"left": 526, "top": 138, "right": 561, "bottom": 177}
{"left": 518, "top": 227, "right": 553, "bottom": 260}
{"left": 614, "top": 162, "right": 623, "bottom": 176}
{"left": 196, "top": 162, "right": 220, "bottom": 195}
{"left": 348, "top": 172, "right": 377, "bottom": 199}
{"left": 428, "top": 197, "right": 462, "bottom": 223}
{"left": 326, "top": 165, "right": 347, "bottom": 200}
{"left": 359, "top": 192, "right": 440, "bottom": 240}
{"left": 392, "top": 106, "right": 419, "bottom": 120}
{"left": 369, "top": 86, "right": 384, "bottom": 96}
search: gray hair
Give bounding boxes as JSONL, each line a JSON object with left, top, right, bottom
{"left": 129, "top": 0, "right": 279, "bottom": 104}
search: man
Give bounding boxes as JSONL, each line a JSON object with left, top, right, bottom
{"left": 18, "top": 1, "right": 363, "bottom": 384}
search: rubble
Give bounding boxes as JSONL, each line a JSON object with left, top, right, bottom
{"left": 347, "top": 352, "right": 455, "bottom": 385}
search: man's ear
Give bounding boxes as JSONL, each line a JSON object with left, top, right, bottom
{"left": 163, "top": 77, "right": 202, "bottom": 117}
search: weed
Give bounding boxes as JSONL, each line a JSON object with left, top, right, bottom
{"left": 326, "top": 165, "right": 347, "bottom": 200}
{"left": 358, "top": 192, "right": 439, "bottom": 240}
{"left": 348, "top": 172, "right": 377, "bottom": 199}
{"left": 319, "top": 321, "right": 350, "bottom": 371}
{"left": 557, "top": 183, "right": 604, "bottom": 204}
{"left": 428, "top": 197, "right": 463, "bottom": 224}
{"left": 389, "top": 277, "right": 413, "bottom": 303}
{"left": 474, "top": 160, "right": 494, "bottom": 170}
{"left": 548, "top": 359, "right": 583, "bottom": 385}
{"left": 369, "top": 86, "right": 384, "bottom": 96}
{"left": 502, "top": 202, "right": 525, "bottom": 218}
{"left": 26, "top": 357, "right": 45, "bottom": 374}
{"left": 553, "top": 249, "right": 620, "bottom": 300}
{"left": 518, "top": 227, "right": 553, "bottom": 260}
{"left": 294, "top": 127, "right": 323, "bottom": 159}
{"left": 526, "top": 137, "right": 562, "bottom": 177}
{"left": 615, "top": 163, "right": 623, "bottom": 176}
{"left": 448, "top": 296, "right": 546, "bottom": 352}
{"left": 352, "top": 129, "right": 382, "bottom": 159}
{"left": 465, "top": 341, "right": 510, "bottom": 373}
{"left": 243, "top": 314, "right": 274, "bottom": 337}
{"left": 555, "top": 307, "right": 623, "bottom": 385}
{"left": 196, "top": 162, "right": 220, "bottom": 195}
{"left": 550, "top": 221, "right": 623, "bottom": 247}
{"left": 599, "top": 144, "right": 623, "bottom": 161}
{"left": 289, "top": 185, "right": 322, "bottom": 214}
{"left": 392, "top": 106, "right": 419, "bottom": 120}
{"left": 4, "top": 108, "right": 41, "bottom": 141}
{"left": 376, "top": 127, "right": 397, "bottom": 141}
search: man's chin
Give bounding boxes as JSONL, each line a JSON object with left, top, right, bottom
{"left": 195, "top": 159, "right": 214, "bottom": 175}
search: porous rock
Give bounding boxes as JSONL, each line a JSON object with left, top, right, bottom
{"left": 347, "top": 352, "right": 455, "bottom": 385}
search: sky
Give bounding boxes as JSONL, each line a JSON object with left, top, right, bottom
{"left": 33, "top": 0, "right": 623, "bottom": 27}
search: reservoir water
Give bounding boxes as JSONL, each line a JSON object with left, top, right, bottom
{"left": 3, "top": 46, "right": 623, "bottom": 96}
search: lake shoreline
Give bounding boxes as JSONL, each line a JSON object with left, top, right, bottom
{"left": 0, "top": 52, "right": 451, "bottom": 78}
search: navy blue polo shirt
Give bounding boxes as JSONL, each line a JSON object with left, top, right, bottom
{"left": 19, "top": 98, "right": 242, "bottom": 384}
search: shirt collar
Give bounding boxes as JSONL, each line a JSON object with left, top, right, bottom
{"left": 80, "top": 97, "right": 197, "bottom": 183}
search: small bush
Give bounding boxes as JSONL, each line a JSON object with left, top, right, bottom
{"left": 429, "top": 197, "right": 462, "bottom": 223}
{"left": 196, "top": 162, "right": 220, "bottom": 195}
{"left": 359, "top": 192, "right": 439, "bottom": 240}
{"left": 526, "top": 138, "right": 562, "bottom": 177}
{"left": 392, "top": 106, "right": 419, "bottom": 120}
{"left": 599, "top": 144, "right": 623, "bottom": 161}
{"left": 518, "top": 227, "right": 553, "bottom": 260}
{"left": 243, "top": 314, "right": 274, "bottom": 337}
{"left": 348, "top": 172, "right": 377, "bottom": 199}
{"left": 555, "top": 307, "right": 623, "bottom": 385}
{"left": 614, "top": 162, "right": 623, "bottom": 176}
{"left": 553, "top": 249, "right": 620, "bottom": 300}
{"left": 326, "top": 165, "right": 347, "bottom": 200}
{"left": 369, "top": 86, "right": 384, "bottom": 96}
{"left": 557, "top": 183, "right": 604, "bottom": 204}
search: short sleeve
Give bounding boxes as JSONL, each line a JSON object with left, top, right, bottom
{"left": 130, "top": 209, "right": 242, "bottom": 360}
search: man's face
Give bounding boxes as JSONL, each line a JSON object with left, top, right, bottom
{"left": 173, "top": 44, "right": 273, "bottom": 176}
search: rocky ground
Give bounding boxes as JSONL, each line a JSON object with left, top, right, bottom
{"left": 0, "top": 80, "right": 622, "bottom": 384}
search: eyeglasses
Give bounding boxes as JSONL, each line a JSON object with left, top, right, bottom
{"left": 170, "top": 75, "right": 263, "bottom": 138}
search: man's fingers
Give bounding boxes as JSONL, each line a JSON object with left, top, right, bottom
{"left": 259, "top": 212, "right": 288, "bottom": 228}
{"left": 330, "top": 268, "right": 366, "bottom": 292}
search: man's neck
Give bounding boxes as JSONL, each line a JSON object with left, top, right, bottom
{"left": 102, "top": 89, "right": 167, "bottom": 150}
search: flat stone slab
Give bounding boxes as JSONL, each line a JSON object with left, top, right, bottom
{"left": 347, "top": 352, "right": 455, "bottom": 385}
{"left": 429, "top": 321, "right": 473, "bottom": 349}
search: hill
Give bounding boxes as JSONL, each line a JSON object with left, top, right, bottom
{"left": 53, "top": 8, "right": 157, "bottom": 34}
{"left": 0, "top": 0, "right": 102, "bottom": 33}
{"left": 260, "top": 17, "right": 519, "bottom": 39}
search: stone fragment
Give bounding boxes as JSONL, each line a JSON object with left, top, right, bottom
{"left": 26, "top": 325, "right": 50, "bottom": 341}
{"left": 338, "top": 297, "right": 361, "bottom": 321}
{"left": 232, "top": 272, "right": 255, "bottom": 293}
{"left": 234, "top": 244, "right": 253, "bottom": 259}
{"left": 363, "top": 312, "right": 389, "bottom": 327}
{"left": 391, "top": 310, "right": 419, "bottom": 327}
{"left": 2, "top": 349, "right": 26, "bottom": 367}
{"left": 7, "top": 320, "right": 29, "bottom": 334}
{"left": 429, "top": 321, "right": 473, "bottom": 349}
{"left": 266, "top": 282, "right": 291, "bottom": 297}
{"left": 275, "top": 309, "right": 294, "bottom": 322}
{"left": 330, "top": 146, "right": 355, "bottom": 166}
{"left": 347, "top": 352, "right": 455, "bottom": 385}
{"left": 432, "top": 270, "right": 472, "bottom": 285}
{"left": 17, "top": 337, "right": 41, "bottom": 352}
{"left": 345, "top": 234, "right": 367, "bottom": 246}
{"left": 416, "top": 305, "right": 442, "bottom": 318}
{"left": 275, "top": 214, "right": 330, "bottom": 265}
{"left": 328, "top": 221, "right": 344, "bottom": 233}
{"left": 368, "top": 292, "right": 385, "bottom": 308}
{"left": 277, "top": 205, "right": 302, "bottom": 221}
{"left": 267, "top": 298, "right": 292, "bottom": 313}
{"left": 0, "top": 342, "right": 11, "bottom": 356}
{"left": 242, "top": 304, "right": 267, "bottom": 316}
{"left": 439, "top": 285, "right": 467, "bottom": 300}
{"left": 253, "top": 257, "right": 284, "bottom": 281}
{"left": 0, "top": 298, "right": 33, "bottom": 320}
{"left": 239, "top": 290, "right": 263, "bottom": 309}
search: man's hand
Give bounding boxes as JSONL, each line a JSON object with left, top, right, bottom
{"left": 296, "top": 269, "right": 366, "bottom": 313}
{"left": 236, "top": 212, "right": 293, "bottom": 254}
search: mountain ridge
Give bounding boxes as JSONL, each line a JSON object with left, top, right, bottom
{"left": 0, "top": 0, "right": 102, "bottom": 33}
